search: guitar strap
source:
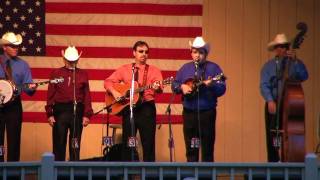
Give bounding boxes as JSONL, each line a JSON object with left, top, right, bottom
{"left": 142, "top": 64, "right": 149, "bottom": 87}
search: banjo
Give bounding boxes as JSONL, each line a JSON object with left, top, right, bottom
{"left": 0, "top": 77, "right": 64, "bottom": 106}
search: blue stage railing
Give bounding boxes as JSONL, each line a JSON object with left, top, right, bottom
{"left": 0, "top": 153, "right": 319, "bottom": 180}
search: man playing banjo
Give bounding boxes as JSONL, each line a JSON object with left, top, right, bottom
{"left": 0, "top": 32, "right": 37, "bottom": 161}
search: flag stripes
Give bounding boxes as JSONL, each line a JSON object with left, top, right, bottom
{"left": 19, "top": 0, "right": 203, "bottom": 123}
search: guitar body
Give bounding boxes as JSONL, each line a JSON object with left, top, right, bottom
{"left": 105, "top": 82, "right": 141, "bottom": 115}
{"left": 183, "top": 78, "right": 199, "bottom": 99}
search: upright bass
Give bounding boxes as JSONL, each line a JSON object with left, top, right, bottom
{"left": 276, "top": 22, "right": 308, "bottom": 162}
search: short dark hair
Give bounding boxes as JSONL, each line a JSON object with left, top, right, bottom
{"left": 133, "top": 41, "right": 149, "bottom": 51}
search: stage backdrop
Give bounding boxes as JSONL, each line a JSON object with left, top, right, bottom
{"left": 0, "top": 0, "right": 319, "bottom": 162}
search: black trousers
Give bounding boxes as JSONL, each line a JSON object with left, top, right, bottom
{"left": 183, "top": 108, "right": 216, "bottom": 162}
{"left": 264, "top": 103, "right": 281, "bottom": 162}
{"left": 0, "top": 97, "right": 22, "bottom": 162}
{"left": 121, "top": 101, "right": 156, "bottom": 162}
{"left": 52, "top": 103, "right": 84, "bottom": 161}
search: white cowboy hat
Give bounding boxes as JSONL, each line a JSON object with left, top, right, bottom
{"left": 0, "top": 32, "right": 23, "bottom": 46}
{"left": 267, "top": 33, "right": 290, "bottom": 51}
{"left": 189, "top": 36, "right": 210, "bottom": 53}
{"left": 61, "top": 46, "right": 82, "bottom": 61}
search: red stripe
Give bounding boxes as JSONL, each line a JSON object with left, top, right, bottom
{"left": 46, "top": 24, "right": 202, "bottom": 38}
{"left": 31, "top": 68, "right": 177, "bottom": 80}
{"left": 23, "top": 112, "right": 183, "bottom": 124}
{"left": 22, "top": 91, "right": 182, "bottom": 104}
{"left": 46, "top": 46, "right": 191, "bottom": 59}
{"left": 46, "top": 2, "right": 202, "bottom": 15}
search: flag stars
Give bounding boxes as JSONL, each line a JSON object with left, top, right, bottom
{"left": 20, "top": 15, "right": 26, "bottom": 21}
{"left": 28, "top": 23, "right": 34, "bottom": 29}
{"left": 35, "top": 1, "right": 41, "bottom": 7}
{"left": 28, "top": 39, "right": 34, "bottom": 45}
{"left": 13, "top": 23, "right": 19, "bottom": 29}
{"left": 35, "top": 16, "right": 41, "bottom": 22}
{"left": 5, "top": 0, "right": 10, "bottom": 6}
{"left": 20, "top": 0, "right": 26, "bottom": 6}
{"left": 21, "top": 31, "right": 26, "bottom": 36}
{"left": 5, "top": 15, "right": 11, "bottom": 21}
{"left": 28, "top": 8, "right": 33, "bottom": 14}
{"left": 35, "top": 32, "right": 41, "bottom": 37}
{"left": 36, "top": 47, "right": 41, "bottom": 52}
{"left": 21, "top": 46, "right": 27, "bottom": 52}
{"left": 13, "top": 8, "right": 18, "bottom": 13}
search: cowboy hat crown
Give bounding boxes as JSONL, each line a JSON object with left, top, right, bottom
{"left": 189, "top": 36, "right": 210, "bottom": 53}
{"left": 0, "top": 32, "right": 23, "bottom": 46}
{"left": 61, "top": 46, "right": 82, "bottom": 61}
{"left": 267, "top": 33, "right": 290, "bottom": 51}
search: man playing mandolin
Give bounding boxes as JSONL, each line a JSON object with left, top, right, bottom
{"left": 104, "top": 41, "right": 163, "bottom": 162}
{"left": 172, "top": 37, "right": 226, "bottom": 162}
{"left": 260, "top": 33, "right": 308, "bottom": 162}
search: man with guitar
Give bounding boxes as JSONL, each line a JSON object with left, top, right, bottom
{"left": 104, "top": 41, "right": 163, "bottom": 162}
{"left": 172, "top": 37, "right": 226, "bottom": 162}
{"left": 0, "top": 32, "right": 37, "bottom": 161}
{"left": 45, "top": 46, "right": 93, "bottom": 161}
{"left": 260, "top": 33, "right": 308, "bottom": 162}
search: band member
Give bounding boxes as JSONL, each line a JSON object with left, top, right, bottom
{"left": 0, "top": 32, "right": 36, "bottom": 161}
{"left": 172, "top": 37, "right": 226, "bottom": 162}
{"left": 45, "top": 46, "right": 93, "bottom": 161}
{"left": 260, "top": 33, "right": 308, "bottom": 162}
{"left": 104, "top": 41, "right": 163, "bottom": 162}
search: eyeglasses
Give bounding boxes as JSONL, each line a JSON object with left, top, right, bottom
{"left": 137, "top": 50, "right": 149, "bottom": 54}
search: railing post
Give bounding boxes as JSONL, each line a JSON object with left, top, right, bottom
{"left": 41, "top": 152, "right": 55, "bottom": 180}
{"left": 305, "top": 153, "right": 318, "bottom": 180}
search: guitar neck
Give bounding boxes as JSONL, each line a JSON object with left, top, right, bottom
{"left": 23, "top": 80, "right": 50, "bottom": 88}
{"left": 136, "top": 84, "right": 152, "bottom": 93}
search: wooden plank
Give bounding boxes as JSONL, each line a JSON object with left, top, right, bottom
{"left": 242, "top": 0, "right": 266, "bottom": 162}
{"left": 224, "top": 0, "right": 244, "bottom": 162}
{"left": 203, "top": 0, "right": 228, "bottom": 162}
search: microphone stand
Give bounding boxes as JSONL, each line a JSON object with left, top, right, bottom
{"left": 94, "top": 105, "right": 113, "bottom": 158}
{"left": 158, "top": 92, "right": 176, "bottom": 162}
{"left": 193, "top": 61, "right": 202, "bottom": 156}
{"left": 129, "top": 63, "right": 137, "bottom": 161}
{"left": 71, "top": 64, "right": 78, "bottom": 161}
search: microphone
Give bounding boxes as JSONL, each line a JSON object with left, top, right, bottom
{"left": 194, "top": 61, "right": 199, "bottom": 69}
{"left": 194, "top": 61, "right": 199, "bottom": 78}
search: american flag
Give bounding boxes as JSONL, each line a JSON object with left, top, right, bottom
{"left": 0, "top": 0, "right": 203, "bottom": 124}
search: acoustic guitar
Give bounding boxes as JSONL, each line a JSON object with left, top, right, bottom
{"left": 105, "top": 77, "right": 173, "bottom": 115}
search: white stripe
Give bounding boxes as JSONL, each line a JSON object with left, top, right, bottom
{"left": 46, "top": 0, "right": 203, "bottom": 4}
{"left": 46, "top": 35, "right": 193, "bottom": 49}
{"left": 22, "top": 56, "right": 189, "bottom": 71}
{"left": 22, "top": 101, "right": 183, "bottom": 115}
{"left": 46, "top": 13, "right": 202, "bottom": 27}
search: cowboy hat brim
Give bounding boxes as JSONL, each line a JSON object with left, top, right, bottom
{"left": 61, "top": 50, "right": 82, "bottom": 61}
{"left": 0, "top": 34, "right": 23, "bottom": 46}
{"left": 267, "top": 41, "right": 290, "bottom": 51}
{"left": 189, "top": 40, "right": 210, "bottom": 53}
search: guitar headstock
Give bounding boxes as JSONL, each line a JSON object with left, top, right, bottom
{"left": 50, "top": 77, "right": 64, "bottom": 84}
{"left": 163, "top": 76, "right": 174, "bottom": 85}
{"left": 212, "top": 73, "right": 227, "bottom": 82}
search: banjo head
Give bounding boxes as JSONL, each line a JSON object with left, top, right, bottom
{"left": 0, "top": 80, "right": 15, "bottom": 104}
